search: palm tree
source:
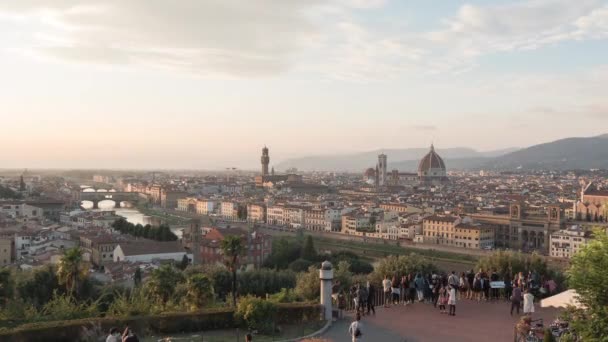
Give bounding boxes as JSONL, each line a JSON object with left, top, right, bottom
{"left": 186, "top": 274, "right": 214, "bottom": 310}
{"left": 56, "top": 247, "right": 88, "bottom": 296}
{"left": 220, "top": 235, "right": 245, "bottom": 307}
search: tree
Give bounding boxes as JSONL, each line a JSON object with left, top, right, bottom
{"left": 185, "top": 274, "right": 214, "bottom": 311}
{"left": 133, "top": 267, "right": 142, "bottom": 287}
{"left": 178, "top": 254, "right": 190, "bottom": 270}
{"left": 221, "top": 235, "right": 245, "bottom": 307}
{"left": 234, "top": 295, "right": 277, "bottom": 334}
{"left": 17, "top": 266, "right": 61, "bottom": 308}
{"left": 301, "top": 235, "right": 316, "bottom": 261}
{"left": 370, "top": 254, "right": 438, "bottom": 285}
{"left": 566, "top": 229, "right": 608, "bottom": 341}
{"left": 145, "top": 264, "right": 184, "bottom": 304}
{"left": 0, "top": 268, "right": 13, "bottom": 306}
{"left": 56, "top": 248, "right": 88, "bottom": 296}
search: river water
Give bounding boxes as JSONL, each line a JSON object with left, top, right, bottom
{"left": 89, "top": 202, "right": 183, "bottom": 238}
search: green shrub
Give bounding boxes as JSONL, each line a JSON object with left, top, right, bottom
{"left": 234, "top": 296, "right": 277, "bottom": 334}
{"left": 268, "top": 288, "right": 299, "bottom": 303}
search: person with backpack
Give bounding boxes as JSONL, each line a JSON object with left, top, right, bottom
{"left": 348, "top": 313, "right": 363, "bottom": 342}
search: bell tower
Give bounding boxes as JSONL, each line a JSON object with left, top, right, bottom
{"left": 261, "top": 146, "right": 270, "bottom": 176}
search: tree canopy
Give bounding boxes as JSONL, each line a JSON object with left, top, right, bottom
{"left": 565, "top": 229, "right": 608, "bottom": 341}
{"left": 111, "top": 218, "right": 178, "bottom": 241}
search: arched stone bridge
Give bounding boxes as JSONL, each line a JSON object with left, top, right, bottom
{"left": 78, "top": 190, "right": 143, "bottom": 209}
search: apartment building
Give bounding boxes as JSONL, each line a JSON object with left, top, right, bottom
{"left": 422, "top": 215, "right": 461, "bottom": 245}
{"left": 454, "top": 223, "right": 494, "bottom": 249}
{"left": 247, "top": 203, "right": 266, "bottom": 223}
{"left": 550, "top": 225, "right": 592, "bottom": 259}
{"left": 304, "top": 207, "right": 326, "bottom": 231}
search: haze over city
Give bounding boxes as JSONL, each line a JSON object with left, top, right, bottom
{"left": 1, "top": 0, "right": 607, "bottom": 169}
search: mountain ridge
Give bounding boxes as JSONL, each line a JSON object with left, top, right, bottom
{"left": 276, "top": 134, "right": 608, "bottom": 171}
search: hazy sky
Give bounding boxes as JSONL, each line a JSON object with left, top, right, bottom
{"left": 1, "top": 0, "right": 607, "bottom": 169}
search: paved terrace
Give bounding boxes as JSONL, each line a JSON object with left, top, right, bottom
{"left": 322, "top": 298, "right": 560, "bottom": 342}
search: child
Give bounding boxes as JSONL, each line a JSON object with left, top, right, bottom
{"left": 448, "top": 285, "right": 457, "bottom": 316}
{"left": 438, "top": 285, "right": 448, "bottom": 314}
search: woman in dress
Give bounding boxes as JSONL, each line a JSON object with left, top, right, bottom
{"left": 448, "top": 285, "right": 457, "bottom": 316}
{"left": 523, "top": 288, "right": 535, "bottom": 316}
{"left": 438, "top": 284, "right": 448, "bottom": 314}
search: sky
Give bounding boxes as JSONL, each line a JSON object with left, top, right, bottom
{"left": 0, "top": 0, "right": 607, "bottom": 169}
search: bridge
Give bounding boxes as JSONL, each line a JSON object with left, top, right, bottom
{"left": 78, "top": 190, "right": 143, "bottom": 209}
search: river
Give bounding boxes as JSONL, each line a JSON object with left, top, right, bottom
{"left": 89, "top": 202, "right": 183, "bottom": 238}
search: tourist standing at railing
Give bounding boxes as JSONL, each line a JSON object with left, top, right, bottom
{"left": 407, "top": 273, "right": 416, "bottom": 304}
{"left": 448, "top": 284, "right": 457, "bottom": 316}
{"left": 424, "top": 274, "right": 434, "bottom": 303}
{"left": 383, "top": 275, "right": 392, "bottom": 308}
{"left": 438, "top": 284, "right": 448, "bottom": 314}
{"left": 473, "top": 273, "right": 483, "bottom": 301}
{"left": 415, "top": 273, "right": 425, "bottom": 302}
{"left": 366, "top": 281, "right": 375, "bottom": 315}
{"left": 431, "top": 275, "right": 440, "bottom": 308}
{"left": 490, "top": 268, "right": 500, "bottom": 300}
{"left": 504, "top": 275, "right": 513, "bottom": 302}
{"left": 391, "top": 275, "right": 400, "bottom": 305}
{"left": 466, "top": 269, "right": 475, "bottom": 299}
{"left": 459, "top": 272, "right": 467, "bottom": 300}
{"left": 400, "top": 275, "right": 408, "bottom": 305}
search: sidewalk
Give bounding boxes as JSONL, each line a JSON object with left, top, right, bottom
{"left": 321, "top": 299, "right": 560, "bottom": 342}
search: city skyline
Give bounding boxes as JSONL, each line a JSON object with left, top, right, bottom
{"left": 1, "top": 0, "right": 608, "bottom": 169}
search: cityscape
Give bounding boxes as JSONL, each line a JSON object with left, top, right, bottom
{"left": 1, "top": 1, "right": 608, "bottom": 342}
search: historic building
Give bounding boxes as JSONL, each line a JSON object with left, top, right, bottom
{"left": 575, "top": 182, "right": 608, "bottom": 221}
{"left": 417, "top": 144, "right": 448, "bottom": 184}
{"left": 378, "top": 153, "right": 387, "bottom": 186}
{"left": 470, "top": 203, "right": 565, "bottom": 254}
{"left": 254, "top": 146, "right": 302, "bottom": 187}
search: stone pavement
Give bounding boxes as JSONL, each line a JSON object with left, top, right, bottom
{"left": 321, "top": 298, "right": 560, "bottom": 342}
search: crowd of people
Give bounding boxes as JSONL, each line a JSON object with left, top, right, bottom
{"left": 344, "top": 268, "right": 556, "bottom": 341}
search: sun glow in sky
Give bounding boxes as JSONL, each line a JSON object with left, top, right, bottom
{"left": 1, "top": 0, "right": 607, "bottom": 169}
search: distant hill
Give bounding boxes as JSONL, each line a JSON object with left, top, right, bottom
{"left": 276, "top": 147, "right": 518, "bottom": 172}
{"left": 485, "top": 134, "right": 608, "bottom": 170}
{"left": 276, "top": 134, "right": 608, "bottom": 172}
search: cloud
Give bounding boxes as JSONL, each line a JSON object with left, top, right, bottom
{"left": 1, "top": 0, "right": 608, "bottom": 79}
{"left": 428, "top": 0, "right": 607, "bottom": 56}
{"left": 0, "top": 1, "right": 324, "bottom": 77}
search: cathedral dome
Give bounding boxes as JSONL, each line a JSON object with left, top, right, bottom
{"left": 364, "top": 167, "right": 376, "bottom": 177}
{"left": 418, "top": 144, "right": 446, "bottom": 177}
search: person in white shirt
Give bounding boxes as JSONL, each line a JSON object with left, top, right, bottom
{"left": 105, "top": 328, "right": 120, "bottom": 342}
{"left": 348, "top": 313, "right": 362, "bottom": 342}
{"left": 382, "top": 275, "right": 392, "bottom": 307}
{"left": 448, "top": 285, "right": 457, "bottom": 316}
{"left": 523, "top": 288, "right": 535, "bottom": 315}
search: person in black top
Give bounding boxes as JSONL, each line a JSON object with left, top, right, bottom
{"left": 366, "top": 281, "right": 376, "bottom": 315}
{"left": 466, "top": 269, "right": 475, "bottom": 299}
{"left": 490, "top": 268, "right": 500, "bottom": 300}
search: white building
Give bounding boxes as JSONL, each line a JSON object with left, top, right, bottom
{"left": 113, "top": 241, "right": 189, "bottom": 263}
{"left": 550, "top": 225, "right": 592, "bottom": 259}
{"left": 267, "top": 205, "right": 285, "bottom": 226}
{"left": 0, "top": 202, "right": 43, "bottom": 220}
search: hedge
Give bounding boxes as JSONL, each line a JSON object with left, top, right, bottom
{"left": 0, "top": 304, "right": 323, "bottom": 342}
